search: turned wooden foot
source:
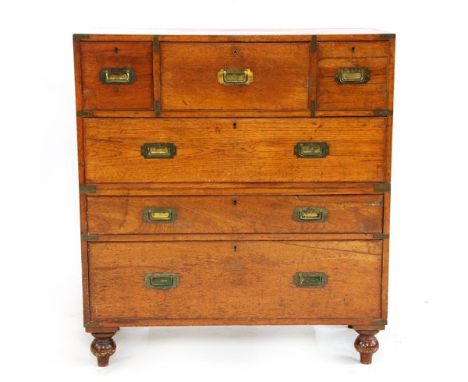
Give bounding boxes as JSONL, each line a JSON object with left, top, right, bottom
{"left": 354, "top": 330, "right": 379, "bottom": 364}
{"left": 91, "top": 331, "right": 117, "bottom": 367}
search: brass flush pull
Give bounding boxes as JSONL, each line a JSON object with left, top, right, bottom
{"left": 99, "top": 68, "right": 136, "bottom": 84}
{"left": 293, "top": 272, "right": 328, "bottom": 288}
{"left": 293, "top": 207, "right": 328, "bottom": 222}
{"left": 145, "top": 273, "right": 179, "bottom": 289}
{"left": 335, "top": 68, "right": 370, "bottom": 84}
{"left": 143, "top": 207, "right": 177, "bottom": 223}
{"left": 218, "top": 68, "right": 254, "bottom": 85}
{"left": 294, "top": 142, "right": 329, "bottom": 158}
{"left": 140, "top": 143, "right": 176, "bottom": 159}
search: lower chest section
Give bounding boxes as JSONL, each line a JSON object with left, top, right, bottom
{"left": 80, "top": 114, "right": 389, "bottom": 326}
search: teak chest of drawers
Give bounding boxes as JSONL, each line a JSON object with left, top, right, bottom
{"left": 73, "top": 30, "right": 395, "bottom": 366}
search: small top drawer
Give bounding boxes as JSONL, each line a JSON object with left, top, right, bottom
{"left": 80, "top": 41, "right": 154, "bottom": 111}
{"left": 160, "top": 42, "right": 310, "bottom": 116}
{"left": 316, "top": 41, "right": 391, "bottom": 113}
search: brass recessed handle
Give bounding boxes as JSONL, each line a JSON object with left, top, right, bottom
{"left": 99, "top": 68, "right": 136, "bottom": 84}
{"left": 335, "top": 68, "right": 370, "bottom": 84}
{"left": 293, "top": 272, "right": 328, "bottom": 288}
{"left": 143, "top": 207, "right": 177, "bottom": 223}
{"left": 141, "top": 143, "right": 176, "bottom": 159}
{"left": 145, "top": 273, "right": 179, "bottom": 290}
{"left": 293, "top": 207, "right": 328, "bottom": 222}
{"left": 294, "top": 142, "right": 329, "bottom": 158}
{"left": 218, "top": 68, "right": 254, "bottom": 85}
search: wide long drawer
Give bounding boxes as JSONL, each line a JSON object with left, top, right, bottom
{"left": 87, "top": 195, "right": 383, "bottom": 235}
{"left": 89, "top": 241, "right": 382, "bottom": 321}
{"left": 84, "top": 118, "right": 386, "bottom": 183}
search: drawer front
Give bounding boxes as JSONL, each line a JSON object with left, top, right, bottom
{"left": 84, "top": 118, "right": 386, "bottom": 183}
{"left": 87, "top": 195, "right": 383, "bottom": 235}
{"left": 317, "top": 42, "right": 390, "bottom": 112}
{"left": 89, "top": 241, "right": 382, "bottom": 320}
{"left": 160, "top": 42, "right": 310, "bottom": 114}
{"left": 80, "top": 42, "right": 154, "bottom": 110}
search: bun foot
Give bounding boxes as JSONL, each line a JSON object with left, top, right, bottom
{"left": 91, "top": 331, "right": 117, "bottom": 367}
{"left": 354, "top": 330, "right": 379, "bottom": 364}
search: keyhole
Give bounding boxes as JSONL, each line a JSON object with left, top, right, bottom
{"left": 232, "top": 48, "right": 239, "bottom": 55}
{"left": 233, "top": 122, "right": 237, "bottom": 129}
{"left": 114, "top": 47, "right": 120, "bottom": 54}
{"left": 233, "top": 245, "right": 237, "bottom": 252}
{"left": 233, "top": 199, "right": 237, "bottom": 206}
{"left": 351, "top": 46, "right": 355, "bottom": 53}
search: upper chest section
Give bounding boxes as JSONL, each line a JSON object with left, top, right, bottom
{"left": 74, "top": 33, "right": 395, "bottom": 118}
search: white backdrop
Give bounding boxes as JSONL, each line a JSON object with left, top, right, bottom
{"left": 1, "top": 0, "right": 467, "bottom": 380}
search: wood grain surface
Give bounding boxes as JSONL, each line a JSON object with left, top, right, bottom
{"left": 318, "top": 41, "right": 389, "bottom": 58}
{"left": 80, "top": 41, "right": 154, "bottom": 111}
{"left": 84, "top": 118, "right": 386, "bottom": 183}
{"left": 160, "top": 42, "right": 310, "bottom": 114}
{"left": 87, "top": 194, "right": 383, "bottom": 234}
{"left": 317, "top": 59, "right": 388, "bottom": 111}
{"left": 317, "top": 41, "right": 390, "bottom": 112}
{"left": 89, "top": 240, "right": 382, "bottom": 320}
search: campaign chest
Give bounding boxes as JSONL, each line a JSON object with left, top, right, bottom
{"left": 73, "top": 31, "right": 395, "bottom": 366}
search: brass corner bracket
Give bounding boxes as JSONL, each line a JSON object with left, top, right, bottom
{"left": 84, "top": 322, "right": 100, "bottom": 328}
{"left": 310, "top": 35, "right": 317, "bottom": 52}
{"left": 81, "top": 233, "right": 98, "bottom": 241}
{"left": 310, "top": 101, "right": 316, "bottom": 117}
{"left": 154, "top": 100, "right": 161, "bottom": 117}
{"left": 74, "top": 34, "right": 90, "bottom": 41}
{"left": 373, "top": 183, "right": 391, "bottom": 192}
{"left": 77, "top": 111, "right": 93, "bottom": 117}
{"left": 372, "top": 233, "right": 390, "bottom": 240}
{"left": 373, "top": 109, "right": 393, "bottom": 117}
{"left": 153, "top": 35, "right": 160, "bottom": 53}
{"left": 79, "top": 185, "right": 97, "bottom": 193}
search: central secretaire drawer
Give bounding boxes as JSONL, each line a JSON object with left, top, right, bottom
{"left": 160, "top": 42, "right": 310, "bottom": 114}
{"left": 84, "top": 118, "right": 386, "bottom": 183}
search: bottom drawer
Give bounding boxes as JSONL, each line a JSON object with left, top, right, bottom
{"left": 89, "top": 241, "right": 382, "bottom": 321}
